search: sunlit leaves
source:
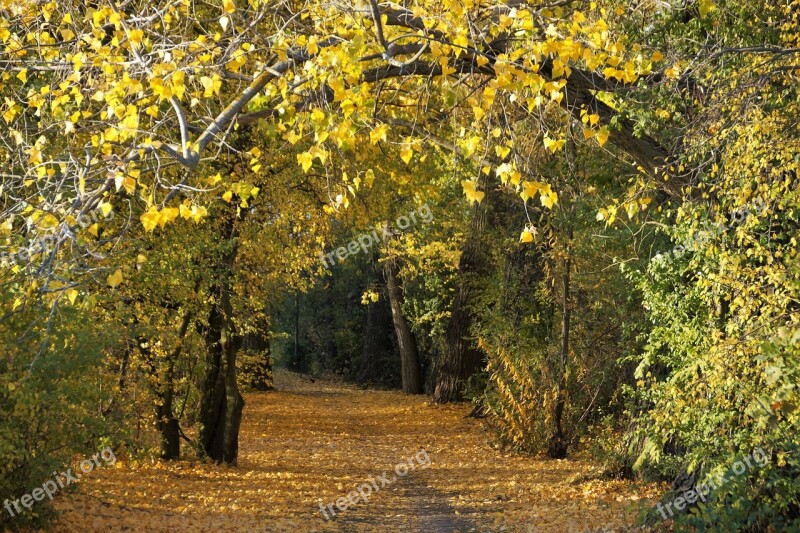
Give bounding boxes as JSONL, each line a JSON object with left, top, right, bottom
{"left": 699, "top": 0, "right": 717, "bottom": 17}
{"left": 596, "top": 126, "right": 610, "bottom": 147}
{"left": 297, "top": 146, "right": 327, "bottom": 173}
{"left": 519, "top": 226, "right": 536, "bottom": 243}
{"left": 543, "top": 136, "right": 565, "bottom": 153}
{"left": 461, "top": 180, "right": 484, "bottom": 204}
{"left": 107, "top": 268, "right": 123, "bottom": 288}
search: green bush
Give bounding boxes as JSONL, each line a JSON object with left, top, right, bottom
{"left": 0, "top": 295, "right": 117, "bottom": 528}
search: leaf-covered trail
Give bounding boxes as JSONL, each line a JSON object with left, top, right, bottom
{"left": 49, "top": 371, "right": 662, "bottom": 531}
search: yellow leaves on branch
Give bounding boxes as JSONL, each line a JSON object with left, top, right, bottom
{"left": 222, "top": 183, "right": 260, "bottom": 207}
{"left": 140, "top": 202, "right": 207, "bottom": 232}
{"left": 543, "top": 136, "right": 565, "bottom": 153}
{"left": 361, "top": 290, "right": 380, "bottom": 304}
{"left": 200, "top": 75, "right": 222, "bottom": 97}
{"left": 521, "top": 181, "right": 558, "bottom": 209}
{"left": 461, "top": 180, "right": 484, "bottom": 204}
{"left": 297, "top": 145, "right": 327, "bottom": 173}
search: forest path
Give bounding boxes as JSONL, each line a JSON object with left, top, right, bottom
{"left": 49, "top": 370, "right": 661, "bottom": 532}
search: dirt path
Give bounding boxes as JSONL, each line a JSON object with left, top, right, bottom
{"left": 48, "top": 371, "right": 661, "bottom": 532}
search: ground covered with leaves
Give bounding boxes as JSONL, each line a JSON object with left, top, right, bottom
{"left": 46, "top": 371, "right": 664, "bottom": 531}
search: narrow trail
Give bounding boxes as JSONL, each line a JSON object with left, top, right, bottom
{"left": 49, "top": 371, "right": 661, "bottom": 532}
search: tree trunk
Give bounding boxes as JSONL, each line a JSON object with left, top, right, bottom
{"left": 198, "top": 216, "right": 244, "bottom": 465}
{"left": 548, "top": 239, "right": 571, "bottom": 459}
{"left": 293, "top": 291, "right": 300, "bottom": 366}
{"left": 384, "top": 257, "right": 423, "bottom": 394}
{"left": 358, "top": 256, "right": 395, "bottom": 386}
{"left": 156, "top": 402, "right": 181, "bottom": 460}
{"left": 198, "top": 282, "right": 244, "bottom": 464}
{"left": 434, "top": 195, "right": 490, "bottom": 403}
{"left": 220, "top": 294, "right": 244, "bottom": 465}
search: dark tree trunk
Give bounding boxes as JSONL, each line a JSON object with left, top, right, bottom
{"left": 199, "top": 282, "right": 244, "bottom": 464}
{"left": 156, "top": 402, "right": 181, "bottom": 460}
{"left": 198, "top": 216, "right": 244, "bottom": 465}
{"left": 293, "top": 292, "right": 300, "bottom": 366}
{"left": 157, "top": 303, "right": 194, "bottom": 460}
{"left": 358, "top": 256, "right": 395, "bottom": 386}
{"left": 140, "top": 339, "right": 181, "bottom": 461}
{"left": 384, "top": 257, "right": 423, "bottom": 394}
{"left": 221, "top": 302, "right": 244, "bottom": 464}
{"left": 548, "top": 238, "right": 571, "bottom": 459}
{"left": 434, "top": 195, "right": 490, "bottom": 403}
{"left": 357, "top": 292, "right": 394, "bottom": 385}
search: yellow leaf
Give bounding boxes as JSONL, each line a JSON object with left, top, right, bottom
{"left": 297, "top": 151, "right": 314, "bottom": 173}
{"left": 400, "top": 144, "right": 413, "bottom": 165}
{"left": 596, "top": 126, "right": 610, "bottom": 147}
{"left": 369, "top": 123, "right": 388, "bottom": 144}
{"left": 67, "top": 289, "right": 79, "bottom": 305}
{"left": 462, "top": 136, "right": 481, "bottom": 157}
{"left": 222, "top": 0, "right": 236, "bottom": 14}
{"left": 191, "top": 205, "right": 208, "bottom": 222}
{"left": 222, "top": 190, "right": 234, "bottom": 202}
{"left": 129, "top": 28, "right": 144, "bottom": 46}
{"left": 140, "top": 208, "right": 160, "bottom": 232}
{"left": 341, "top": 99, "right": 356, "bottom": 118}
{"left": 699, "top": 0, "right": 716, "bottom": 17}
{"left": 107, "top": 269, "right": 123, "bottom": 288}
{"left": 328, "top": 78, "right": 346, "bottom": 101}
{"left": 520, "top": 229, "right": 534, "bottom": 243}
{"left": 541, "top": 189, "right": 558, "bottom": 209}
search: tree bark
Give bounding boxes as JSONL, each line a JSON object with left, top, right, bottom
{"left": 198, "top": 215, "right": 244, "bottom": 465}
{"left": 358, "top": 256, "right": 395, "bottom": 386}
{"left": 548, "top": 237, "right": 571, "bottom": 459}
{"left": 384, "top": 257, "right": 423, "bottom": 394}
{"left": 433, "top": 195, "right": 490, "bottom": 404}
